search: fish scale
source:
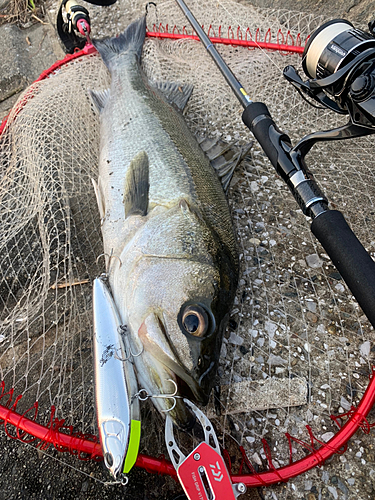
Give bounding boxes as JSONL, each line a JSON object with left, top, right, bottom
{"left": 103, "top": 60, "right": 236, "bottom": 255}
{"left": 100, "top": 67, "right": 202, "bottom": 255}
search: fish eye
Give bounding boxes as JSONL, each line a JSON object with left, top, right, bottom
{"left": 181, "top": 305, "right": 209, "bottom": 338}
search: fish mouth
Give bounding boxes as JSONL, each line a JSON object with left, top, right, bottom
{"left": 138, "top": 314, "right": 213, "bottom": 407}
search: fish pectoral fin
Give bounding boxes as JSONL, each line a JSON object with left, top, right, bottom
{"left": 200, "top": 137, "right": 253, "bottom": 194}
{"left": 153, "top": 81, "right": 193, "bottom": 112}
{"left": 124, "top": 151, "right": 149, "bottom": 218}
{"left": 89, "top": 88, "right": 110, "bottom": 113}
{"left": 91, "top": 177, "right": 106, "bottom": 221}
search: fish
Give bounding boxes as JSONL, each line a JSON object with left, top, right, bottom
{"left": 91, "top": 16, "right": 239, "bottom": 427}
{"left": 92, "top": 276, "right": 141, "bottom": 478}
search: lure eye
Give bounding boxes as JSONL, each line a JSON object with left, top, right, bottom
{"left": 181, "top": 305, "right": 209, "bottom": 338}
{"left": 104, "top": 452, "right": 113, "bottom": 468}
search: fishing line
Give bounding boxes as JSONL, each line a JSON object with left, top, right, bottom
{"left": 0, "top": 427, "right": 119, "bottom": 487}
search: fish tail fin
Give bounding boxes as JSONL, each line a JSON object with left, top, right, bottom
{"left": 93, "top": 16, "right": 146, "bottom": 70}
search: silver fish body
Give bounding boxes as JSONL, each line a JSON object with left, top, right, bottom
{"left": 92, "top": 276, "right": 140, "bottom": 478}
{"left": 92, "top": 17, "right": 238, "bottom": 426}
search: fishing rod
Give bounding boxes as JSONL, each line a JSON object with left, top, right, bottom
{"left": 175, "top": 0, "right": 375, "bottom": 330}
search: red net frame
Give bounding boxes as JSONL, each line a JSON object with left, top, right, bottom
{"left": 1, "top": 369, "right": 375, "bottom": 485}
{"left": 1, "top": 32, "right": 375, "bottom": 487}
{"left": 0, "top": 26, "right": 304, "bottom": 135}
{"left": 146, "top": 22, "right": 305, "bottom": 53}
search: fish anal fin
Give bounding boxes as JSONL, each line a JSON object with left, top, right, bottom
{"left": 92, "top": 177, "right": 106, "bottom": 221}
{"left": 153, "top": 82, "right": 193, "bottom": 112}
{"left": 89, "top": 89, "right": 110, "bottom": 113}
{"left": 124, "top": 151, "right": 149, "bottom": 219}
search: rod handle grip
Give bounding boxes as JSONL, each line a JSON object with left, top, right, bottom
{"left": 242, "top": 102, "right": 292, "bottom": 169}
{"left": 311, "top": 210, "right": 375, "bottom": 328}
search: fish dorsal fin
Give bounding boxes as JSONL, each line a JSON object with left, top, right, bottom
{"left": 153, "top": 81, "right": 193, "bottom": 112}
{"left": 124, "top": 151, "right": 149, "bottom": 218}
{"left": 89, "top": 89, "right": 110, "bottom": 113}
{"left": 198, "top": 136, "right": 253, "bottom": 193}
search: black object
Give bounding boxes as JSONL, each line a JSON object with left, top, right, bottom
{"left": 241, "top": 102, "right": 328, "bottom": 218}
{"left": 312, "top": 211, "right": 375, "bottom": 327}
{"left": 57, "top": 1, "right": 86, "bottom": 53}
{"left": 57, "top": 0, "right": 117, "bottom": 54}
{"left": 284, "top": 19, "right": 375, "bottom": 146}
{"left": 175, "top": 0, "right": 375, "bottom": 329}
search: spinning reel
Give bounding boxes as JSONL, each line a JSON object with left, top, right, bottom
{"left": 284, "top": 19, "right": 375, "bottom": 153}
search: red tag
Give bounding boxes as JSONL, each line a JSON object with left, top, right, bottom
{"left": 177, "top": 442, "right": 236, "bottom": 500}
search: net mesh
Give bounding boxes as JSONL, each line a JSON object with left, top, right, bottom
{"left": 1, "top": 0, "right": 374, "bottom": 496}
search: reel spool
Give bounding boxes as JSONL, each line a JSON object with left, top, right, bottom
{"left": 302, "top": 19, "right": 375, "bottom": 80}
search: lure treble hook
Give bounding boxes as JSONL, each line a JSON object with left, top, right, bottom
{"left": 96, "top": 250, "right": 122, "bottom": 274}
{"left": 134, "top": 379, "right": 182, "bottom": 412}
{"left": 116, "top": 325, "right": 144, "bottom": 360}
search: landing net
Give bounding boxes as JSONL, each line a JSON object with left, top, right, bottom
{"left": 1, "top": 0, "right": 375, "bottom": 496}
